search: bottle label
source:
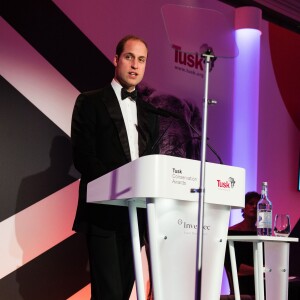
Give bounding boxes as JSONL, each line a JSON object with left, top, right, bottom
{"left": 257, "top": 211, "right": 272, "bottom": 228}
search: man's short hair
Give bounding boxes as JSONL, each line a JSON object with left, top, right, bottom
{"left": 245, "top": 191, "right": 261, "bottom": 205}
{"left": 115, "top": 35, "right": 148, "bottom": 57}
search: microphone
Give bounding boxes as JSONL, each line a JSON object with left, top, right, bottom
{"left": 150, "top": 118, "right": 175, "bottom": 154}
{"left": 200, "top": 44, "right": 217, "bottom": 71}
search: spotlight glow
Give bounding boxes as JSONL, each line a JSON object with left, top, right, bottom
{"left": 231, "top": 28, "right": 261, "bottom": 225}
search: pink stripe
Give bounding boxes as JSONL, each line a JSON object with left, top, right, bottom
{"left": 66, "top": 284, "right": 90, "bottom": 300}
{"left": 0, "top": 180, "right": 79, "bottom": 279}
{"left": 0, "top": 17, "right": 79, "bottom": 136}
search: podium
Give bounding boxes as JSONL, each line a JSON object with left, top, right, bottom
{"left": 87, "top": 154, "right": 245, "bottom": 300}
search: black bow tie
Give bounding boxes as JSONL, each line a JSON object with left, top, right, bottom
{"left": 121, "top": 88, "right": 137, "bottom": 101}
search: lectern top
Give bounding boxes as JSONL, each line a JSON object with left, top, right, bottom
{"left": 87, "top": 155, "right": 245, "bottom": 209}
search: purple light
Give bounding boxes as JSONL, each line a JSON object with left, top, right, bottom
{"left": 231, "top": 28, "right": 261, "bottom": 225}
{"left": 222, "top": 27, "right": 261, "bottom": 296}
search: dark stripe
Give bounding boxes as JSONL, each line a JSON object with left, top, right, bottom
{"left": 2, "top": 1, "right": 114, "bottom": 92}
{"left": 0, "top": 76, "right": 79, "bottom": 222}
{"left": 0, "top": 233, "right": 90, "bottom": 300}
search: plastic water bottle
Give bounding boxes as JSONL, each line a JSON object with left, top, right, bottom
{"left": 257, "top": 182, "right": 272, "bottom": 236}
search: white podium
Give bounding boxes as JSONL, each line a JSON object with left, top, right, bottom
{"left": 87, "top": 154, "right": 245, "bottom": 300}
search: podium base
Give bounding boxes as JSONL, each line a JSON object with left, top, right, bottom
{"left": 147, "top": 199, "right": 230, "bottom": 300}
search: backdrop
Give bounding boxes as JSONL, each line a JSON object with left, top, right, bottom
{"left": 1, "top": 0, "right": 299, "bottom": 299}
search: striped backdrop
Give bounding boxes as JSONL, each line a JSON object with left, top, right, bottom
{"left": 1, "top": 2, "right": 114, "bottom": 299}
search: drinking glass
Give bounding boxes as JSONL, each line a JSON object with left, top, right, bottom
{"left": 274, "top": 214, "right": 291, "bottom": 237}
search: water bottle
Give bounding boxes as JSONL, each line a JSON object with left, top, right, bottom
{"left": 257, "top": 182, "right": 272, "bottom": 236}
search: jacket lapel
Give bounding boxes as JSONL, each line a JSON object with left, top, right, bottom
{"left": 136, "top": 97, "right": 150, "bottom": 157}
{"left": 102, "top": 86, "right": 132, "bottom": 162}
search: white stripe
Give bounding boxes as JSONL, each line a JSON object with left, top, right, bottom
{"left": 0, "top": 17, "right": 79, "bottom": 136}
{"left": 0, "top": 180, "right": 79, "bottom": 279}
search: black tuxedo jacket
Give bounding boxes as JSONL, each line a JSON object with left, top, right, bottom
{"left": 71, "top": 85, "right": 159, "bottom": 236}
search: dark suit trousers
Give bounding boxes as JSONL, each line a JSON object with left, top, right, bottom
{"left": 87, "top": 230, "right": 136, "bottom": 300}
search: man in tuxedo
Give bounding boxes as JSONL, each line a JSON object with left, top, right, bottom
{"left": 71, "top": 35, "right": 159, "bottom": 300}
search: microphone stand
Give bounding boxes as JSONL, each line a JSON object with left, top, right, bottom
{"left": 193, "top": 49, "right": 216, "bottom": 300}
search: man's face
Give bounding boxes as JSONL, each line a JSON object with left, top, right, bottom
{"left": 113, "top": 39, "right": 147, "bottom": 91}
{"left": 244, "top": 197, "right": 259, "bottom": 219}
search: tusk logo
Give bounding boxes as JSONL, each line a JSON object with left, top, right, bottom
{"left": 228, "top": 177, "right": 236, "bottom": 188}
{"left": 217, "top": 177, "right": 236, "bottom": 189}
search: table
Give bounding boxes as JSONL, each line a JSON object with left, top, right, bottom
{"left": 227, "top": 236, "right": 298, "bottom": 300}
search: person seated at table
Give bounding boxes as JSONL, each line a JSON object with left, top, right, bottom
{"left": 225, "top": 191, "right": 261, "bottom": 296}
